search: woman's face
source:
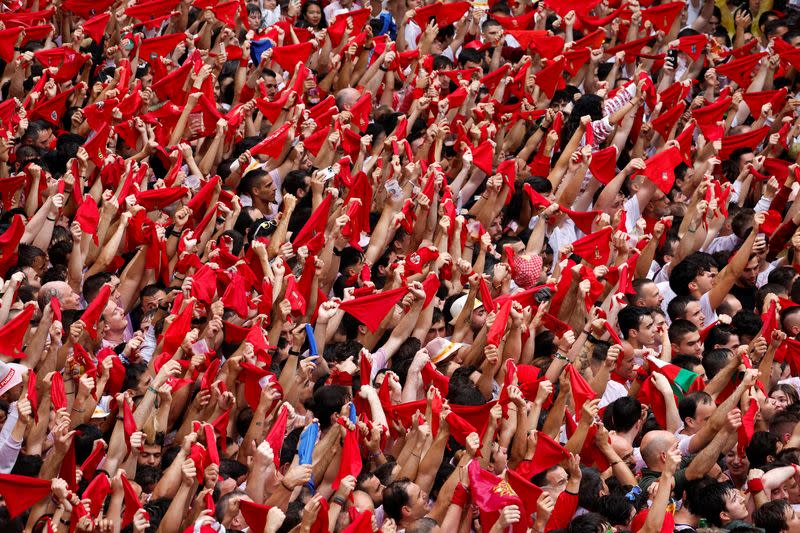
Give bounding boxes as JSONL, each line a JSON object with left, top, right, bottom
{"left": 725, "top": 450, "right": 749, "bottom": 476}
{"left": 248, "top": 10, "right": 262, "bottom": 28}
{"left": 771, "top": 390, "right": 791, "bottom": 411}
{"left": 306, "top": 4, "right": 322, "bottom": 25}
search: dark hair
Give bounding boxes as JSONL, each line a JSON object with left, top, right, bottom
{"left": 567, "top": 512, "right": 610, "bottom": 533}
{"left": 617, "top": 306, "right": 650, "bottom": 340}
{"left": 731, "top": 309, "right": 762, "bottom": 341}
{"left": 578, "top": 467, "right": 605, "bottom": 512}
{"left": 702, "top": 349, "right": 732, "bottom": 381}
{"left": 678, "top": 391, "right": 712, "bottom": 424}
{"left": 382, "top": 479, "right": 412, "bottom": 522}
{"left": 682, "top": 476, "right": 717, "bottom": 515}
{"left": 754, "top": 500, "right": 792, "bottom": 533}
{"left": 669, "top": 259, "right": 706, "bottom": 297}
{"left": 306, "top": 385, "right": 349, "bottom": 429}
{"left": 595, "top": 494, "right": 635, "bottom": 526}
{"left": 746, "top": 431, "right": 780, "bottom": 468}
{"left": 703, "top": 323, "right": 737, "bottom": 352}
{"left": 697, "top": 481, "right": 737, "bottom": 527}
{"left": 672, "top": 353, "right": 703, "bottom": 373}
{"left": 83, "top": 272, "right": 113, "bottom": 302}
{"left": 667, "top": 295, "right": 697, "bottom": 322}
{"left": 601, "top": 397, "right": 642, "bottom": 433}
{"left": 668, "top": 319, "right": 698, "bottom": 346}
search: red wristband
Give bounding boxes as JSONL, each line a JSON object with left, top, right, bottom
{"left": 748, "top": 478, "right": 764, "bottom": 493}
{"left": 452, "top": 483, "right": 469, "bottom": 508}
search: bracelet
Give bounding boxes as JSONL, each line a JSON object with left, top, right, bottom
{"left": 281, "top": 479, "right": 293, "bottom": 491}
{"left": 332, "top": 247, "right": 343, "bottom": 256}
{"left": 609, "top": 459, "right": 621, "bottom": 466}
{"left": 71, "top": 407, "right": 85, "bottom": 413}
{"left": 282, "top": 107, "right": 290, "bottom": 111}
{"left": 582, "top": 330, "right": 591, "bottom": 335}
{"left": 147, "top": 386, "right": 159, "bottom": 395}
{"left": 332, "top": 495, "right": 347, "bottom": 506}
{"left": 117, "top": 416, "right": 124, "bottom": 421}
{"left": 554, "top": 352, "right": 569, "bottom": 362}
{"left": 60, "top": 518, "right": 70, "bottom": 525}
{"left": 379, "top": 65, "right": 388, "bottom": 71}
{"left": 289, "top": 349, "right": 300, "bottom": 355}
{"left": 46, "top": 216, "right": 56, "bottom": 221}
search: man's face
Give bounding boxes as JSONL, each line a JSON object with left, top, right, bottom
{"left": 674, "top": 331, "right": 702, "bottom": 357}
{"left": 470, "top": 306, "right": 487, "bottom": 332}
{"left": 425, "top": 320, "right": 446, "bottom": 343}
{"left": 633, "top": 315, "right": 656, "bottom": 346}
{"left": 102, "top": 301, "right": 128, "bottom": 334}
{"left": 141, "top": 290, "right": 166, "bottom": 313}
{"left": 738, "top": 152, "right": 755, "bottom": 172}
{"left": 404, "top": 482, "right": 430, "bottom": 521}
{"left": 618, "top": 351, "right": 636, "bottom": 380}
{"left": 740, "top": 256, "right": 759, "bottom": 287}
{"left": 263, "top": 75, "right": 278, "bottom": 99}
{"left": 611, "top": 436, "right": 636, "bottom": 471}
{"left": 139, "top": 444, "right": 162, "bottom": 467}
{"left": 253, "top": 175, "right": 276, "bottom": 203}
{"left": 542, "top": 466, "right": 569, "bottom": 500}
{"left": 683, "top": 301, "right": 705, "bottom": 328}
{"left": 482, "top": 24, "right": 503, "bottom": 44}
{"left": 685, "top": 401, "right": 713, "bottom": 434}
{"left": 640, "top": 282, "right": 663, "bottom": 307}
{"left": 723, "top": 489, "right": 749, "bottom": 522}
{"left": 693, "top": 269, "right": 714, "bottom": 295}
{"left": 35, "top": 128, "right": 54, "bottom": 151}
{"left": 361, "top": 475, "right": 384, "bottom": 505}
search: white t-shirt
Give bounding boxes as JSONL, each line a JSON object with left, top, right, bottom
{"left": 600, "top": 380, "right": 628, "bottom": 408}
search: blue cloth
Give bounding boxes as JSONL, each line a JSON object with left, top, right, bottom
{"left": 306, "top": 323, "right": 318, "bottom": 356}
{"left": 349, "top": 402, "right": 357, "bottom": 424}
{"left": 250, "top": 39, "right": 273, "bottom": 65}
{"left": 298, "top": 421, "right": 318, "bottom": 465}
{"left": 298, "top": 421, "right": 319, "bottom": 491}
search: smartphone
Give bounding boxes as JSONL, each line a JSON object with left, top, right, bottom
{"left": 534, "top": 287, "right": 553, "bottom": 304}
{"left": 321, "top": 166, "right": 336, "bottom": 181}
{"left": 666, "top": 48, "right": 678, "bottom": 68}
{"left": 384, "top": 178, "right": 402, "bottom": 199}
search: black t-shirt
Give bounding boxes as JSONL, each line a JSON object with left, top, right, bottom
{"left": 730, "top": 285, "right": 756, "bottom": 312}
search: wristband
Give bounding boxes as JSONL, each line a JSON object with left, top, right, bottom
{"left": 554, "top": 352, "right": 569, "bottom": 362}
{"left": 47, "top": 216, "right": 56, "bottom": 222}
{"left": 332, "top": 495, "right": 347, "bottom": 506}
{"left": 451, "top": 483, "right": 469, "bottom": 508}
{"left": 748, "top": 478, "right": 765, "bottom": 493}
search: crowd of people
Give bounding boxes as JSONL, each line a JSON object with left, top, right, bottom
{"left": 3, "top": 0, "right": 800, "bottom": 531}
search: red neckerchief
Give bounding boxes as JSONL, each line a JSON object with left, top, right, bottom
{"left": 610, "top": 371, "right": 630, "bottom": 386}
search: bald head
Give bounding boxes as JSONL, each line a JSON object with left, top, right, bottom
{"left": 39, "top": 280, "right": 80, "bottom": 310}
{"left": 640, "top": 430, "right": 677, "bottom": 469}
{"left": 335, "top": 88, "right": 361, "bottom": 111}
{"left": 352, "top": 490, "right": 376, "bottom": 513}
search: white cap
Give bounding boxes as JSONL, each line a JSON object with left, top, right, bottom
{"left": 425, "top": 337, "right": 465, "bottom": 364}
{"left": 0, "top": 362, "right": 26, "bottom": 397}
{"left": 448, "top": 294, "right": 482, "bottom": 325}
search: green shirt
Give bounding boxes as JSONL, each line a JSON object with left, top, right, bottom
{"left": 638, "top": 456, "right": 693, "bottom": 499}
